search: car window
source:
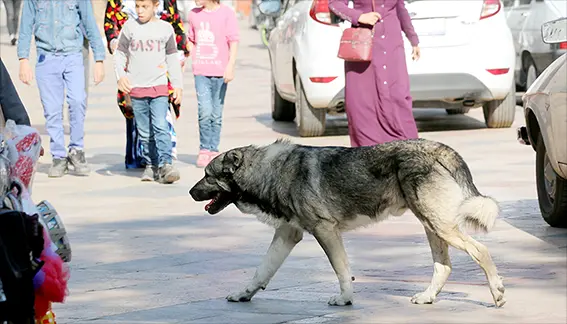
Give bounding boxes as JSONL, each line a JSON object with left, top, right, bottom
{"left": 502, "top": 0, "right": 515, "bottom": 8}
{"left": 519, "top": 0, "right": 531, "bottom": 5}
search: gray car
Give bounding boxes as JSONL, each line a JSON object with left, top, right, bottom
{"left": 517, "top": 16, "right": 567, "bottom": 227}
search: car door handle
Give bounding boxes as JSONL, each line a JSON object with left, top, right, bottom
{"left": 521, "top": 12, "right": 530, "bottom": 17}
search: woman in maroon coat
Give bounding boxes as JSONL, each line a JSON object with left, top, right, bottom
{"left": 329, "top": 0, "right": 421, "bottom": 147}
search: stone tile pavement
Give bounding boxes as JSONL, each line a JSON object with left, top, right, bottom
{"left": 1, "top": 13, "right": 566, "bottom": 324}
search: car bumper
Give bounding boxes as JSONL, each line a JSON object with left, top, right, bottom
{"left": 405, "top": 40, "right": 515, "bottom": 102}
{"left": 409, "top": 73, "right": 495, "bottom": 103}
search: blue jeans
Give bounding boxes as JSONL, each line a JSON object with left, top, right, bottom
{"left": 195, "top": 75, "right": 228, "bottom": 152}
{"left": 130, "top": 96, "right": 172, "bottom": 167}
{"left": 35, "top": 52, "right": 86, "bottom": 159}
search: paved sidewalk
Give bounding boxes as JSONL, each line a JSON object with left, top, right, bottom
{"left": 1, "top": 16, "right": 566, "bottom": 324}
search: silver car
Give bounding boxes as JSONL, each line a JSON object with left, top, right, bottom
{"left": 517, "top": 17, "right": 567, "bottom": 227}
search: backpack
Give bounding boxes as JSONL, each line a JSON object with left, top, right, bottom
{"left": 0, "top": 208, "right": 44, "bottom": 323}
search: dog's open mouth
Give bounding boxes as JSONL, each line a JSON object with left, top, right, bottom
{"left": 204, "top": 192, "right": 233, "bottom": 214}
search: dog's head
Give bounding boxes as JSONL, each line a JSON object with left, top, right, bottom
{"left": 189, "top": 148, "right": 245, "bottom": 215}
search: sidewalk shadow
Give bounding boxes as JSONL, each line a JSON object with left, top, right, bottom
{"left": 176, "top": 154, "right": 199, "bottom": 166}
{"left": 254, "top": 108, "right": 488, "bottom": 138}
{"left": 499, "top": 199, "right": 567, "bottom": 250}
{"left": 88, "top": 153, "right": 144, "bottom": 178}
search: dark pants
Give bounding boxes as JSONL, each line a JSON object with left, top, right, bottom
{"left": 2, "top": 0, "right": 22, "bottom": 36}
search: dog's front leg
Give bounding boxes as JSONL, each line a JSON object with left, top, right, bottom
{"left": 227, "top": 224, "right": 303, "bottom": 302}
{"left": 313, "top": 227, "right": 353, "bottom": 306}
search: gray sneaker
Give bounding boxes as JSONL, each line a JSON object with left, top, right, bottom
{"left": 67, "top": 148, "right": 90, "bottom": 176}
{"left": 141, "top": 165, "right": 155, "bottom": 181}
{"left": 158, "top": 163, "right": 180, "bottom": 184}
{"left": 48, "top": 158, "right": 68, "bottom": 178}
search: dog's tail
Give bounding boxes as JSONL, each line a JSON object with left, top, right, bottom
{"left": 434, "top": 143, "right": 500, "bottom": 233}
{"left": 456, "top": 196, "right": 500, "bottom": 233}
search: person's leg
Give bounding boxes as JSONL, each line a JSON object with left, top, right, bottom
{"left": 130, "top": 97, "right": 153, "bottom": 180}
{"left": 35, "top": 54, "right": 67, "bottom": 177}
{"left": 11, "top": 0, "right": 22, "bottom": 44}
{"left": 83, "top": 38, "right": 90, "bottom": 107}
{"left": 150, "top": 96, "right": 179, "bottom": 183}
{"left": 2, "top": 0, "right": 15, "bottom": 41}
{"left": 195, "top": 75, "right": 214, "bottom": 167}
{"left": 209, "top": 77, "right": 228, "bottom": 156}
{"left": 62, "top": 52, "right": 89, "bottom": 176}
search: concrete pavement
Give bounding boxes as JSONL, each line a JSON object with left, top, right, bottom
{"left": 1, "top": 16, "right": 566, "bottom": 324}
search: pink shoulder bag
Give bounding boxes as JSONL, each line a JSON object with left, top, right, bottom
{"left": 337, "top": 0, "right": 376, "bottom": 62}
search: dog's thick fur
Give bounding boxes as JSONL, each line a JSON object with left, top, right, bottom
{"left": 189, "top": 138, "right": 505, "bottom": 307}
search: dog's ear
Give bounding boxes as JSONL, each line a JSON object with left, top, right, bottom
{"left": 222, "top": 150, "right": 243, "bottom": 174}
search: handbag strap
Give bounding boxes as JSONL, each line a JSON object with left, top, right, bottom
{"left": 370, "top": 0, "right": 377, "bottom": 36}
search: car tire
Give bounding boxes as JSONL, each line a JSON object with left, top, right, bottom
{"left": 271, "top": 75, "right": 295, "bottom": 122}
{"left": 535, "top": 133, "right": 567, "bottom": 228}
{"left": 525, "top": 60, "right": 537, "bottom": 91}
{"left": 482, "top": 83, "right": 516, "bottom": 128}
{"left": 295, "top": 73, "right": 326, "bottom": 137}
{"left": 446, "top": 107, "right": 470, "bottom": 115}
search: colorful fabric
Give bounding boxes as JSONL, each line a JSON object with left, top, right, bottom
{"left": 2, "top": 121, "right": 69, "bottom": 321}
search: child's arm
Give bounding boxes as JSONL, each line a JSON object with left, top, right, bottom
{"left": 165, "top": 25, "right": 184, "bottom": 104}
{"left": 78, "top": 0, "right": 106, "bottom": 63}
{"left": 224, "top": 10, "right": 240, "bottom": 83}
{"left": 104, "top": 0, "right": 126, "bottom": 54}
{"left": 16, "top": 0, "right": 36, "bottom": 61}
{"left": 114, "top": 22, "right": 132, "bottom": 93}
{"left": 17, "top": 0, "right": 36, "bottom": 85}
{"left": 186, "top": 11, "right": 195, "bottom": 54}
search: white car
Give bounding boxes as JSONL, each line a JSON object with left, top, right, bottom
{"left": 518, "top": 17, "right": 567, "bottom": 227}
{"left": 504, "top": 0, "right": 567, "bottom": 91}
{"left": 266, "top": 0, "right": 517, "bottom": 137}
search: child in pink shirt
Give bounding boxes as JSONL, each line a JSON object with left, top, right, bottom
{"left": 187, "top": 0, "right": 239, "bottom": 167}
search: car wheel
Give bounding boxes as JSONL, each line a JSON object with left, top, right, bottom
{"left": 446, "top": 107, "right": 470, "bottom": 115}
{"left": 295, "top": 73, "right": 326, "bottom": 137}
{"left": 271, "top": 74, "right": 295, "bottom": 122}
{"left": 535, "top": 133, "right": 567, "bottom": 228}
{"left": 482, "top": 83, "right": 516, "bottom": 128}
{"left": 525, "top": 60, "right": 537, "bottom": 90}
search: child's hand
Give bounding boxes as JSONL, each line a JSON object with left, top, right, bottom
{"left": 94, "top": 61, "right": 105, "bottom": 85}
{"left": 173, "top": 88, "right": 183, "bottom": 105}
{"left": 117, "top": 77, "right": 132, "bottom": 94}
{"left": 19, "top": 59, "right": 33, "bottom": 85}
{"left": 223, "top": 65, "right": 234, "bottom": 83}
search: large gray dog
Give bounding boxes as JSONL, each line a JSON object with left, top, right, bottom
{"left": 189, "top": 138, "right": 505, "bottom": 308}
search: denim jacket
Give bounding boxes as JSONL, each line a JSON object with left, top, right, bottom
{"left": 17, "top": 0, "right": 106, "bottom": 62}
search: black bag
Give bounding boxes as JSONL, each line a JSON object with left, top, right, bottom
{"left": 0, "top": 209, "right": 44, "bottom": 323}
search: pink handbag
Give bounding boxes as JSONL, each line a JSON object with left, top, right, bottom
{"left": 337, "top": 0, "right": 376, "bottom": 62}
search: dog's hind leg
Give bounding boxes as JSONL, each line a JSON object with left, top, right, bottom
{"left": 313, "top": 227, "right": 354, "bottom": 306}
{"left": 437, "top": 228, "right": 506, "bottom": 307}
{"left": 411, "top": 228, "right": 452, "bottom": 305}
{"left": 226, "top": 224, "right": 303, "bottom": 303}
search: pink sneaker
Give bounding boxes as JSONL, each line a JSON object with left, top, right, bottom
{"left": 196, "top": 149, "right": 210, "bottom": 168}
{"left": 209, "top": 151, "right": 221, "bottom": 161}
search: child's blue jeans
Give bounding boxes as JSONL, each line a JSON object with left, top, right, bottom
{"left": 130, "top": 96, "right": 172, "bottom": 167}
{"left": 195, "top": 75, "right": 228, "bottom": 152}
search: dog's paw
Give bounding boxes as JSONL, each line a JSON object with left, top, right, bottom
{"left": 490, "top": 279, "right": 506, "bottom": 308}
{"left": 328, "top": 293, "right": 353, "bottom": 306}
{"left": 410, "top": 291, "right": 436, "bottom": 305}
{"left": 226, "top": 290, "right": 253, "bottom": 303}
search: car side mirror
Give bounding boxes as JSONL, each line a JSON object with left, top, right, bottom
{"left": 541, "top": 17, "right": 567, "bottom": 44}
{"left": 258, "top": 0, "right": 282, "bottom": 17}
